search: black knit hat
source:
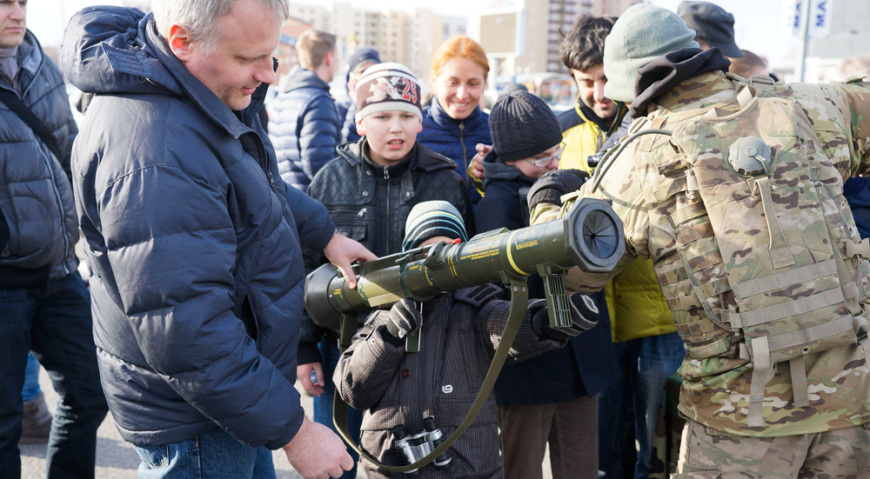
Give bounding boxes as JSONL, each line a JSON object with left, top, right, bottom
{"left": 402, "top": 201, "right": 467, "bottom": 252}
{"left": 678, "top": 1, "right": 743, "bottom": 58}
{"left": 488, "top": 90, "right": 563, "bottom": 163}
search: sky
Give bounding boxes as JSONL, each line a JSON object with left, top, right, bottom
{"left": 32, "top": 0, "right": 800, "bottom": 68}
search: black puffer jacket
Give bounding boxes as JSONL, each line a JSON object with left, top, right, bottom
{"left": 300, "top": 139, "right": 474, "bottom": 363}
{"left": 0, "top": 30, "right": 79, "bottom": 285}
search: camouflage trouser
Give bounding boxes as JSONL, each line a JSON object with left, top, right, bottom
{"left": 673, "top": 419, "right": 870, "bottom": 478}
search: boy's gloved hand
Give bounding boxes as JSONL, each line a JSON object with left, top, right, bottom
{"left": 532, "top": 292, "right": 600, "bottom": 341}
{"left": 385, "top": 301, "right": 420, "bottom": 340}
{"left": 527, "top": 169, "right": 590, "bottom": 210}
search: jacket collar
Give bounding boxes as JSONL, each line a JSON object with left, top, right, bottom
{"left": 338, "top": 138, "right": 457, "bottom": 173}
{"left": 630, "top": 48, "right": 732, "bottom": 117}
{"left": 428, "top": 97, "right": 483, "bottom": 131}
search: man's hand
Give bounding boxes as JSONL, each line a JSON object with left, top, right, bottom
{"left": 297, "top": 363, "right": 325, "bottom": 397}
{"left": 469, "top": 143, "right": 492, "bottom": 179}
{"left": 323, "top": 233, "right": 377, "bottom": 289}
{"left": 283, "top": 417, "right": 354, "bottom": 479}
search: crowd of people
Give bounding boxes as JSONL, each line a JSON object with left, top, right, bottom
{"left": 3, "top": 0, "right": 870, "bottom": 478}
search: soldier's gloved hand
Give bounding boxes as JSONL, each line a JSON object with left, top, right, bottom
{"left": 527, "top": 169, "right": 590, "bottom": 210}
{"left": 385, "top": 301, "right": 420, "bottom": 340}
{"left": 532, "top": 292, "right": 600, "bottom": 341}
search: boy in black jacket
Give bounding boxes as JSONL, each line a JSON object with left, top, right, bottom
{"left": 335, "top": 201, "right": 600, "bottom": 478}
{"left": 298, "top": 63, "right": 473, "bottom": 479}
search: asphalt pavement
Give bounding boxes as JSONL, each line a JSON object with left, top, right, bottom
{"left": 20, "top": 367, "right": 327, "bottom": 478}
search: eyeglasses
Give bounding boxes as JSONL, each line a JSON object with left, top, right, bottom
{"left": 523, "top": 148, "right": 563, "bottom": 167}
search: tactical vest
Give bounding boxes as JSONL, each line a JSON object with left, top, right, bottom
{"left": 572, "top": 77, "right": 870, "bottom": 428}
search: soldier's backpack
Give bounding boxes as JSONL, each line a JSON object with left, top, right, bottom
{"left": 581, "top": 77, "right": 870, "bottom": 428}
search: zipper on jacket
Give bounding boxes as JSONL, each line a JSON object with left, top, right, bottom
{"left": 459, "top": 122, "right": 468, "bottom": 173}
{"left": 385, "top": 172, "right": 391, "bottom": 251}
{"left": 40, "top": 140, "right": 71, "bottom": 276}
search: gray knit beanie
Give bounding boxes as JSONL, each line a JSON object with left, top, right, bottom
{"left": 603, "top": 4, "right": 699, "bottom": 103}
{"left": 403, "top": 201, "right": 467, "bottom": 252}
{"left": 488, "top": 90, "right": 563, "bottom": 163}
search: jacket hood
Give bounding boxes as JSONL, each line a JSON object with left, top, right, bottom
{"left": 61, "top": 7, "right": 181, "bottom": 97}
{"left": 61, "top": 6, "right": 269, "bottom": 139}
{"left": 481, "top": 149, "right": 533, "bottom": 189}
{"left": 336, "top": 138, "right": 457, "bottom": 173}
{"left": 279, "top": 66, "right": 331, "bottom": 93}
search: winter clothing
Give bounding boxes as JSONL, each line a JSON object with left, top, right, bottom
{"left": 341, "top": 101, "right": 361, "bottom": 143}
{"left": 488, "top": 90, "right": 562, "bottom": 163}
{"left": 346, "top": 48, "right": 381, "bottom": 78}
{"left": 418, "top": 98, "right": 490, "bottom": 207}
{"left": 355, "top": 63, "right": 422, "bottom": 121}
{"left": 61, "top": 6, "right": 336, "bottom": 449}
{"left": 602, "top": 4, "right": 699, "bottom": 103}
{"left": 476, "top": 156, "right": 615, "bottom": 406}
{"left": 0, "top": 31, "right": 79, "bottom": 286}
{"left": 678, "top": 1, "right": 743, "bottom": 57}
{"left": 334, "top": 284, "right": 570, "bottom": 478}
{"left": 558, "top": 100, "right": 628, "bottom": 173}
{"left": 402, "top": 200, "right": 467, "bottom": 251}
{"left": 532, "top": 49, "right": 870, "bottom": 436}
{"left": 270, "top": 65, "right": 341, "bottom": 192}
{"left": 299, "top": 139, "right": 474, "bottom": 364}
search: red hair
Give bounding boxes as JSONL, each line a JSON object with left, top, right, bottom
{"left": 430, "top": 36, "right": 490, "bottom": 80}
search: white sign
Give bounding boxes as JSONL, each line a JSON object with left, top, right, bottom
{"left": 782, "top": 0, "right": 833, "bottom": 39}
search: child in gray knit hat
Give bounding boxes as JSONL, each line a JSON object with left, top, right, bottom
{"left": 334, "top": 200, "right": 600, "bottom": 478}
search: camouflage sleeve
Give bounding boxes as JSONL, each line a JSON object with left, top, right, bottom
{"left": 837, "top": 80, "right": 870, "bottom": 176}
{"left": 530, "top": 144, "right": 650, "bottom": 293}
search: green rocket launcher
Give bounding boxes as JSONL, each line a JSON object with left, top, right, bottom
{"left": 303, "top": 197, "right": 625, "bottom": 474}
{"left": 304, "top": 197, "right": 625, "bottom": 332}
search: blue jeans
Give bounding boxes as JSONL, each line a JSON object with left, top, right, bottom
{"left": 0, "top": 272, "right": 108, "bottom": 478}
{"left": 598, "top": 332, "right": 685, "bottom": 479}
{"left": 134, "top": 427, "right": 276, "bottom": 479}
{"left": 315, "top": 338, "right": 362, "bottom": 479}
{"left": 22, "top": 352, "right": 42, "bottom": 402}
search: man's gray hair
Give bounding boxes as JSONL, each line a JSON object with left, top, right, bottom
{"left": 152, "top": 0, "right": 290, "bottom": 55}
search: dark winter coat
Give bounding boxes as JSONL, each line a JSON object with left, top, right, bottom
{"left": 61, "top": 7, "right": 335, "bottom": 449}
{"left": 299, "top": 139, "right": 474, "bottom": 364}
{"left": 335, "top": 285, "right": 568, "bottom": 479}
{"left": 0, "top": 30, "right": 79, "bottom": 286}
{"left": 418, "top": 98, "right": 491, "bottom": 208}
{"left": 270, "top": 66, "right": 341, "bottom": 192}
{"left": 477, "top": 159, "right": 616, "bottom": 404}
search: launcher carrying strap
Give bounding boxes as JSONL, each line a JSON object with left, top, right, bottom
{"left": 332, "top": 278, "right": 530, "bottom": 473}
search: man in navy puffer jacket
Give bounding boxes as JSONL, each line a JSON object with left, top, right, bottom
{"left": 0, "top": 1, "right": 108, "bottom": 476}
{"left": 270, "top": 29, "right": 340, "bottom": 192}
{"left": 61, "top": 2, "right": 374, "bottom": 477}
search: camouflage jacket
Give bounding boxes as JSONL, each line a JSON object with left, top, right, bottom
{"left": 533, "top": 70, "right": 870, "bottom": 436}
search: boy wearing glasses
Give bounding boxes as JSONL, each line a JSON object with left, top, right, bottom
{"left": 475, "top": 90, "right": 613, "bottom": 479}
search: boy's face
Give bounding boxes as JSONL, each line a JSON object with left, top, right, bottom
{"left": 505, "top": 143, "right": 561, "bottom": 179}
{"left": 358, "top": 111, "right": 423, "bottom": 166}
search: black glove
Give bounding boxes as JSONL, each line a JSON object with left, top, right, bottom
{"left": 527, "top": 169, "right": 590, "bottom": 211}
{"left": 385, "top": 301, "right": 420, "bottom": 340}
{"left": 532, "top": 292, "right": 600, "bottom": 341}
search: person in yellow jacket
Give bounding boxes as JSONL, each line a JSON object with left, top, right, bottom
{"left": 557, "top": 16, "right": 627, "bottom": 174}
{"left": 555, "top": 14, "right": 685, "bottom": 479}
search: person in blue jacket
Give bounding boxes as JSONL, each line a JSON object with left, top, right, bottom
{"left": 61, "top": 2, "right": 375, "bottom": 477}
{"left": 270, "top": 28, "right": 340, "bottom": 192}
{"left": 476, "top": 90, "right": 615, "bottom": 479}
{"left": 418, "top": 36, "right": 491, "bottom": 208}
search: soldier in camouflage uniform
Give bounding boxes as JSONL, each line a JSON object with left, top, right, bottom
{"left": 530, "top": 5, "right": 870, "bottom": 477}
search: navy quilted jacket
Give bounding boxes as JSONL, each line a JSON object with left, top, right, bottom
{"left": 418, "top": 98, "right": 491, "bottom": 208}
{"left": 0, "top": 31, "right": 79, "bottom": 285}
{"left": 269, "top": 66, "right": 341, "bottom": 192}
{"left": 61, "top": 7, "right": 335, "bottom": 449}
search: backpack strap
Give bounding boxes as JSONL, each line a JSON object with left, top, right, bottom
{"left": 0, "top": 88, "right": 63, "bottom": 161}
